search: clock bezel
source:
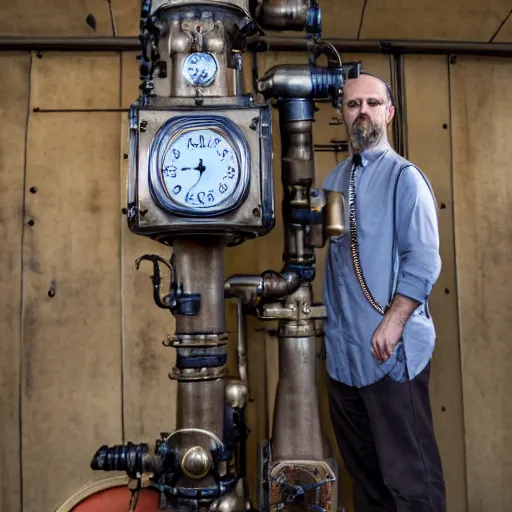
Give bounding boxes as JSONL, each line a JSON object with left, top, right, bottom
{"left": 148, "top": 115, "right": 251, "bottom": 217}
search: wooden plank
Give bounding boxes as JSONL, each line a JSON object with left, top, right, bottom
{"left": 360, "top": 0, "right": 510, "bottom": 41}
{"left": 31, "top": 53, "right": 120, "bottom": 110}
{"left": 111, "top": 0, "right": 140, "bottom": 37}
{"left": 404, "top": 54, "right": 467, "bottom": 512}
{"left": 22, "top": 111, "right": 123, "bottom": 512}
{"left": 0, "top": 52, "right": 31, "bottom": 512}
{"left": 120, "top": 116, "right": 177, "bottom": 443}
{"left": 450, "top": 55, "right": 512, "bottom": 512}
{"left": 0, "top": 0, "right": 113, "bottom": 36}
{"left": 121, "top": 52, "right": 139, "bottom": 109}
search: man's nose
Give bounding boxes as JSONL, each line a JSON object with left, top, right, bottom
{"left": 359, "top": 101, "right": 369, "bottom": 114}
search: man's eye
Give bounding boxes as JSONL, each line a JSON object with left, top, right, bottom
{"left": 347, "top": 101, "right": 359, "bottom": 108}
{"left": 367, "top": 99, "right": 382, "bottom": 106}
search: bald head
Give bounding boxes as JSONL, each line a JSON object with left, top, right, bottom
{"left": 341, "top": 72, "right": 395, "bottom": 152}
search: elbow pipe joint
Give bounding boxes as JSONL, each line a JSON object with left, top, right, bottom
{"left": 224, "top": 271, "right": 301, "bottom": 305}
{"left": 261, "top": 270, "right": 301, "bottom": 298}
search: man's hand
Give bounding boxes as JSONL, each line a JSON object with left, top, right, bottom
{"left": 371, "top": 293, "right": 420, "bottom": 363}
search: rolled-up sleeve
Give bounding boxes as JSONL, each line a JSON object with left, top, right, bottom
{"left": 395, "top": 166, "right": 441, "bottom": 303}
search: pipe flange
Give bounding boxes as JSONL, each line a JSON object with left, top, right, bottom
{"left": 164, "top": 333, "right": 229, "bottom": 348}
{"left": 169, "top": 366, "right": 228, "bottom": 381}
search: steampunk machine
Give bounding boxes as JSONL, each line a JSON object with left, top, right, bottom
{"left": 90, "top": 0, "right": 360, "bottom": 510}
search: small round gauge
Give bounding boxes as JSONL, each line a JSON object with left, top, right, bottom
{"left": 182, "top": 52, "right": 218, "bottom": 87}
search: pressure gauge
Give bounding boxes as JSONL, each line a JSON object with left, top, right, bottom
{"left": 182, "top": 52, "right": 218, "bottom": 87}
{"left": 149, "top": 115, "right": 250, "bottom": 217}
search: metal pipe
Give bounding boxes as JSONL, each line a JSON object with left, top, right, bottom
{"left": 236, "top": 298, "right": 248, "bottom": 384}
{"left": 177, "top": 380, "right": 225, "bottom": 439}
{"left": 254, "top": 37, "right": 512, "bottom": 57}
{"left": 2, "top": 36, "right": 512, "bottom": 57}
{"left": 0, "top": 36, "right": 139, "bottom": 51}
{"left": 173, "top": 238, "right": 226, "bottom": 335}
{"left": 271, "top": 335, "right": 324, "bottom": 460}
{"left": 253, "top": 0, "right": 309, "bottom": 30}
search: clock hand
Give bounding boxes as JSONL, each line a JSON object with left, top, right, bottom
{"left": 185, "top": 159, "right": 207, "bottom": 203}
{"left": 181, "top": 159, "right": 206, "bottom": 174}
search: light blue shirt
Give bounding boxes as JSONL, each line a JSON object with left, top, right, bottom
{"left": 322, "top": 145, "right": 441, "bottom": 387}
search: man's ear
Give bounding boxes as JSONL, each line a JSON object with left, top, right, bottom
{"left": 386, "top": 104, "right": 395, "bottom": 125}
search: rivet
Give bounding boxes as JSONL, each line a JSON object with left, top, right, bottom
{"left": 28, "top": 219, "right": 35, "bottom": 226}
{"left": 30, "top": 186, "right": 37, "bottom": 194}
{"left": 48, "top": 288, "right": 56, "bottom": 298}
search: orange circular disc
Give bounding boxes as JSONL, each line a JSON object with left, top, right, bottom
{"left": 56, "top": 477, "right": 161, "bottom": 512}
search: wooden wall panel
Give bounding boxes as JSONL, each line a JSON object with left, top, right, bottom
{"left": 31, "top": 53, "right": 120, "bottom": 110}
{"left": 361, "top": 0, "right": 509, "bottom": 41}
{"left": 22, "top": 52, "right": 124, "bottom": 510}
{"left": 404, "top": 54, "right": 467, "bottom": 512}
{"left": 0, "top": 52, "right": 30, "bottom": 512}
{"left": 450, "top": 56, "right": 512, "bottom": 512}
{"left": 120, "top": 58, "right": 177, "bottom": 442}
{"left": 0, "top": 0, "right": 113, "bottom": 36}
{"left": 112, "top": 0, "right": 140, "bottom": 37}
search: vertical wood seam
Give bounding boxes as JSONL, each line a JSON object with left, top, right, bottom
{"left": 119, "top": 51, "right": 126, "bottom": 445}
{"left": 356, "top": 0, "right": 368, "bottom": 40}
{"left": 446, "top": 54, "right": 469, "bottom": 510}
{"left": 19, "top": 50, "right": 33, "bottom": 512}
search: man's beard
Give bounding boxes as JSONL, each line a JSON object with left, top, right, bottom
{"left": 349, "top": 115, "right": 384, "bottom": 152}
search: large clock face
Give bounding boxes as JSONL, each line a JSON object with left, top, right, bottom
{"left": 162, "top": 129, "right": 240, "bottom": 208}
{"left": 148, "top": 115, "right": 250, "bottom": 217}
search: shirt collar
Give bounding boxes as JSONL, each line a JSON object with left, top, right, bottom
{"left": 352, "top": 143, "right": 392, "bottom": 168}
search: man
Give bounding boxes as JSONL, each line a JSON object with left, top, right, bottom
{"left": 322, "top": 71, "right": 446, "bottom": 511}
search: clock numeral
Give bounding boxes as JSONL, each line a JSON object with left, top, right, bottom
{"left": 224, "top": 166, "right": 235, "bottom": 180}
{"left": 207, "top": 191, "right": 215, "bottom": 202}
{"left": 219, "top": 182, "right": 228, "bottom": 194}
{"left": 186, "top": 192, "right": 195, "bottom": 204}
{"left": 186, "top": 135, "right": 205, "bottom": 149}
{"left": 197, "top": 191, "right": 206, "bottom": 204}
{"left": 214, "top": 138, "right": 221, "bottom": 147}
{"left": 173, "top": 185, "right": 182, "bottom": 195}
{"left": 188, "top": 66, "right": 199, "bottom": 78}
{"left": 218, "top": 149, "right": 230, "bottom": 161}
{"left": 173, "top": 149, "right": 180, "bottom": 159}
{"left": 163, "top": 165, "right": 177, "bottom": 178}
